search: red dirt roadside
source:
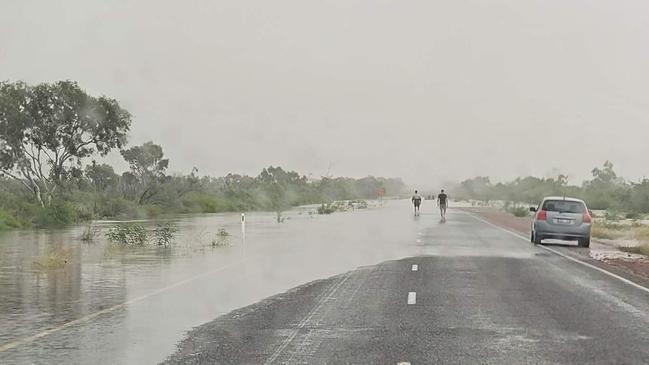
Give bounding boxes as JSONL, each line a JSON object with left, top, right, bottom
{"left": 461, "top": 207, "right": 649, "bottom": 280}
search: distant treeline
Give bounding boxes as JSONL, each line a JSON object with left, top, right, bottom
{"left": 0, "top": 80, "right": 406, "bottom": 229}
{"left": 454, "top": 161, "right": 649, "bottom": 213}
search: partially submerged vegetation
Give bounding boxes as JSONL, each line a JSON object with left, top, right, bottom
{"left": 81, "top": 224, "right": 100, "bottom": 242}
{"left": 153, "top": 223, "right": 179, "bottom": 247}
{"left": 105, "top": 224, "right": 149, "bottom": 246}
{"left": 211, "top": 228, "right": 230, "bottom": 247}
{"left": 105, "top": 222, "right": 178, "bottom": 247}
{"left": 317, "top": 200, "right": 369, "bottom": 215}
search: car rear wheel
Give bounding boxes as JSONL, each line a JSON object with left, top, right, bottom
{"left": 578, "top": 236, "right": 591, "bottom": 248}
{"left": 532, "top": 231, "right": 542, "bottom": 245}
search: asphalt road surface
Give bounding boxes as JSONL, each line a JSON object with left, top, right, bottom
{"left": 165, "top": 208, "right": 649, "bottom": 364}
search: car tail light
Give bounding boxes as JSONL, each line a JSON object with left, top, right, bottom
{"left": 536, "top": 210, "right": 547, "bottom": 221}
{"left": 583, "top": 211, "right": 592, "bottom": 224}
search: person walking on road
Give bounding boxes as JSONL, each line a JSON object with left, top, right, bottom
{"left": 412, "top": 190, "right": 422, "bottom": 215}
{"left": 437, "top": 189, "right": 448, "bottom": 221}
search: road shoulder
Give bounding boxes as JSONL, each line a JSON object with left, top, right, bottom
{"left": 460, "top": 207, "right": 649, "bottom": 288}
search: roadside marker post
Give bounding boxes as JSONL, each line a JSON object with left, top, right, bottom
{"left": 241, "top": 213, "right": 247, "bottom": 256}
{"left": 241, "top": 213, "right": 246, "bottom": 230}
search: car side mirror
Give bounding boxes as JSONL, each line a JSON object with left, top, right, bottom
{"left": 529, "top": 207, "right": 537, "bottom": 212}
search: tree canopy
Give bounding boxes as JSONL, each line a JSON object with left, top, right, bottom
{"left": 0, "top": 80, "right": 131, "bottom": 206}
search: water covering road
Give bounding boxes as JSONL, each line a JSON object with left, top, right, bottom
{"left": 2, "top": 200, "right": 649, "bottom": 364}
{"left": 1, "top": 200, "right": 425, "bottom": 364}
{"left": 164, "top": 204, "right": 649, "bottom": 364}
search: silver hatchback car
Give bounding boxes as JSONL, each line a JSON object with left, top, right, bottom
{"left": 529, "top": 197, "right": 592, "bottom": 247}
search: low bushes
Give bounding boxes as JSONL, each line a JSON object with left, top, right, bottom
{"left": 105, "top": 222, "right": 179, "bottom": 247}
{"left": 0, "top": 209, "right": 23, "bottom": 230}
{"left": 153, "top": 223, "right": 178, "bottom": 247}
{"left": 211, "top": 228, "right": 230, "bottom": 247}
{"left": 34, "top": 201, "right": 79, "bottom": 226}
{"left": 105, "top": 224, "right": 149, "bottom": 245}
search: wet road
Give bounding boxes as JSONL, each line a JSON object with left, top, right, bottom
{"left": 3, "top": 201, "right": 649, "bottom": 364}
{"left": 165, "top": 207, "right": 649, "bottom": 364}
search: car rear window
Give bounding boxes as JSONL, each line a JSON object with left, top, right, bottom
{"left": 542, "top": 200, "right": 585, "bottom": 213}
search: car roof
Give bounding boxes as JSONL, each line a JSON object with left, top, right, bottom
{"left": 542, "top": 196, "right": 586, "bottom": 204}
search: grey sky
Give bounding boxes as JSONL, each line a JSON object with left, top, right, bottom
{"left": 2, "top": 1, "right": 649, "bottom": 187}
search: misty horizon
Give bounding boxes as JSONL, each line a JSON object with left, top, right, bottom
{"left": 2, "top": 1, "right": 649, "bottom": 187}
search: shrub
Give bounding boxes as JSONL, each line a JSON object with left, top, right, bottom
{"left": 510, "top": 206, "right": 529, "bottom": 217}
{"left": 276, "top": 211, "right": 286, "bottom": 223}
{"left": 504, "top": 203, "right": 529, "bottom": 217}
{"left": 211, "top": 228, "right": 230, "bottom": 247}
{"left": 100, "top": 198, "right": 141, "bottom": 219}
{"left": 34, "top": 201, "right": 79, "bottom": 226}
{"left": 81, "top": 224, "right": 100, "bottom": 241}
{"left": 106, "top": 224, "right": 148, "bottom": 245}
{"left": 348, "top": 200, "right": 368, "bottom": 209}
{"left": 144, "top": 205, "right": 163, "bottom": 218}
{"left": 317, "top": 203, "right": 337, "bottom": 215}
{"left": 153, "top": 223, "right": 178, "bottom": 247}
{"left": 0, "top": 209, "right": 23, "bottom": 230}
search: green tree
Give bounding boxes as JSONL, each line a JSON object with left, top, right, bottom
{"left": 120, "top": 141, "right": 169, "bottom": 204}
{"left": 583, "top": 161, "right": 629, "bottom": 210}
{"left": 85, "top": 161, "right": 119, "bottom": 192}
{"left": 256, "top": 166, "right": 295, "bottom": 218}
{"left": 591, "top": 160, "right": 620, "bottom": 184}
{"left": 0, "top": 80, "right": 131, "bottom": 206}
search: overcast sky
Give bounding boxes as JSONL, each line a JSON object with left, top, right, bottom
{"left": 2, "top": 0, "right": 649, "bottom": 187}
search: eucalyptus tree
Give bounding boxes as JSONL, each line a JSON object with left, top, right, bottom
{"left": 0, "top": 80, "right": 131, "bottom": 206}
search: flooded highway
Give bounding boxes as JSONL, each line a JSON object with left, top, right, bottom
{"left": 5, "top": 200, "right": 647, "bottom": 364}
{"left": 1, "top": 200, "right": 441, "bottom": 364}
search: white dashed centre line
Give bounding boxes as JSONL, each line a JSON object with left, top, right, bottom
{"left": 407, "top": 292, "right": 417, "bottom": 305}
{"left": 397, "top": 362, "right": 411, "bottom": 365}
{"left": 411, "top": 264, "right": 418, "bottom": 271}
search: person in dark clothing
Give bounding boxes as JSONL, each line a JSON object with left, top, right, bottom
{"left": 437, "top": 189, "right": 448, "bottom": 221}
{"left": 412, "top": 190, "right": 422, "bottom": 215}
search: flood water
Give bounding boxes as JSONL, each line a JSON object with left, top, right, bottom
{"left": 0, "top": 199, "right": 528, "bottom": 364}
{"left": 0, "top": 200, "right": 425, "bottom": 364}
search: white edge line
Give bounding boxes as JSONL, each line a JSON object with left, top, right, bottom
{"left": 0, "top": 257, "right": 249, "bottom": 353}
{"left": 407, "top": 292, "right": 417, "bottom": 305}
{"left": 461, "top": 211, "right": 649, "bottom": 295}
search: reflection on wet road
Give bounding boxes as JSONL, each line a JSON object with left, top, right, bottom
{"left": 1, "top": 200, "right": 464, "bottom": 364}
